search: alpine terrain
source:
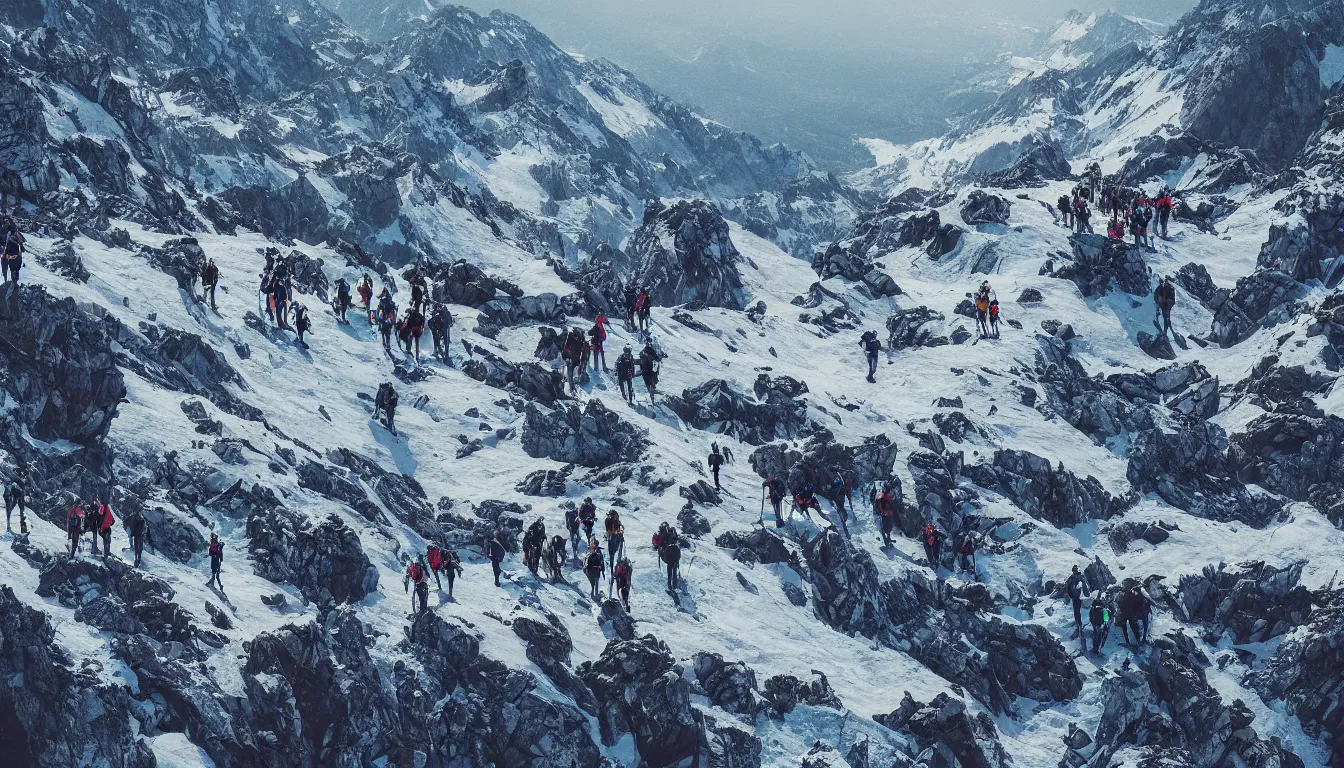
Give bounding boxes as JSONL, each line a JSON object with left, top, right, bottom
{"left": 1, "top": 0, "right": 1343, "bottom": 767}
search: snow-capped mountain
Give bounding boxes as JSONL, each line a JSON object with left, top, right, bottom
{"left": 2, "top": 0, "right": 1344, "bottom": 767}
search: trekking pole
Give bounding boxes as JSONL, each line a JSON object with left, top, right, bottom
{"left": 758, "top": 487, "right": 766, "bottom": 526}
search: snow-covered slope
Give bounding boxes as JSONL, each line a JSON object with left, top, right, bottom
{"left": 3, "top": 0, "right": 1344, "bottom": 767}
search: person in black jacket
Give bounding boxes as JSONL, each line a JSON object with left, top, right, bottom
{"left": 638, "top": 343, "right": 661, "bottom": 403}
{"left": 375, "top": 382, "right": 399, "bottom": 435}
{"left": 616, "top": 346, "right": 637, "bottom": 404}
{"left": 660, "top": 538, "right": 681, "bottom": 591}
{"left": 488, "top": 532, "right": 506, "bottom": 587}
{"left": 1064, "top": 565, "right": 1089, "bottom": 639}
{"left": 763, "top": 475, "right": 786, "bottom": 527}
{"left": 1154, "top": 277, "right": 1176, "bottom": 337}
{"left": 860, "top": 330, "right": 882, "bottom": 382}
{"left": 201, "top": 259, "right": 220, "bottom": 310}
{"left": 707, "top": 446, "right": 725, "bottom": 490}
{"left": 1089, "top": 598, "right": 1109, "bottom": 654}
{"left": 124, "top": 509, "right": 147, "bottom": 567}
{"left": 584, "top": 541, "right": 605, "bottom": 600}
{"left": 3, "top": 479, "right": 25, "bottom": 534}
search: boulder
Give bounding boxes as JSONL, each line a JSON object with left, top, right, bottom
{"left": 1051, "top": 234, "right": 1151, "bottom": 297}
{"left": 629, "top": 199, "right": 746, "bottom": 310}
{"left": 693, "top": 652, "right": 763, "bottom": 718}
{"left": 1209, "top": 270, "right": 1301, "bottom": 347}
{"left": 1252, "top": 587, "right": 1344, "bottom": 763}
{"left": 1127, "top": 421, "right": 1284, "bottom": 527}
{"left": 665, "top": 377, "right": 813, "bottom": 446}
{"left": 1175, "top": 262, "right": 1229, "bottom": 310}
{"left": 875, "top": 692, "right": 1010, "bottom": 768}
{"left": 1172, "top": 561, "right": 1313, "bottom": 643}
{"left": 886, "top": 306, "right": 949, "bottom": 349}
{"left": 246, "top": 507, "right": 378, "bottom": 605}
{"left": 749, "top": 428, "right": 899, "bottom": 502}
{"left": 1228, "top": 413, "right": 1344, "bottom": 524}
{"left": 761, "top": 670, "right": 843, "bottom": 716}
{"left": 579, "top": 635, "right": 701, "bottom": 765}
{"left": 964, "top": 449, "right": 1131, "bottom": 528}
{"left": 522, "top": 399, "right": 649, "bottom": 467}
{"left": 959, "top": 190, "right": 1012, "bottom": 226}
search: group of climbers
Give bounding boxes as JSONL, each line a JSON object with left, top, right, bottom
{"left": 973, "top": 281, "right": 1000, "bottom": 339}
{"left": 1058, "top": 181, "right": 1095, "bottom": 234}
{"left": 64, "top": 497, "right": 116, "bottom": 559}
{"left": 1076, "top": 573, "right": 1155, "bottom": 654}
{"left": 624, "top": 284, "right": 652, "bottom": 331}
{"left": 403, "top": 543, "right": 464, "bottom": 613}
{"left": 1099, "top": 186, "right": 1174, "bottom": 249}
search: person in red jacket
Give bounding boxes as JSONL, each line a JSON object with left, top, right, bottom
{"left": 589, "top": 313, "right": 613, "bottom": 372}
{"left": 613, "top": 558, "right": 633, "bottom": 610}
{"left": 426, "top": 544, "right": 444, "bottom": 590}
{"left": 98, "top": 500, "right": 115, "bottom": 559}
{"left": 1154, "top": 191, "right": 1174, "bottom": 239}
{"left": 404, "top": 556, "right": 429, "bottom": 613}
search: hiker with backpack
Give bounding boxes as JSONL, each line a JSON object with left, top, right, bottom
{"left": 545, "top": 535, "right": 566, "bottom": 583}
{"left": 763, "top": 475, "right": 786, "bottom": 527}
{"left": 333, "top": 278, "right": 352, "bottom": 323}
{"left": 634, "top": 289, "right": 651, "bottom": 332}
{"left": 584, "top": 540, "right": 605, "bottom": 600}
{"left": 707, "top": 445, "right": 726, "bottom": 491}
{"left": 357, "top": 274, "right": 374, "bottom": 315}
{"left": 404, "top": 556, "right": 430, "bottom": 613}
{"left": 523, "top": 518, "right": 547, "bottom": 577}
{"left": 659, "top": 535, "right": 681, "bottom": 592}
{"left": 85, "top": 498, "right": 104, "bottom": 556}
{"left": 1089, "top": 597, "right": 1110, "bottom": 654}
{"left": 562, "top": 327, "right": 587, "bottom": 393}
{"left": 207, "top": 533, "right": 225, "bottom": 590}
{"left": 201, "top": 259, "right": 220, "bottom": 310}
{"left": 922, "top": 523, "right": 943, "bottom": 571}
{"left": 974, "top": 282, "right": 995, "bottom": 338}
{"left": 1155, "top": 190, "right": 1174, "bottom": 239}
{"left": 1064, "top": 565, "right": 1089, "bottom": 639}
{"left": 3, "top": 478, "right": 25, "bottom": 534}
{"left": 293, "top": 303, "right": 312, "bottom": 348}
{"left": 376, "top": 290, "right": 397, "bottom": 353}
{"left": 399, "top": 306, "right": 425, "bottom": 362}
{"left": 429, "top": 303, "right": 453, "bottom": 364}
{"left": 565, "top": 504, "right": 582, "bottom": 560}
{"left": 604, "top": 510, "right": 625, "bottom": 570}
{"left": 95, "top": 499, "right": 115, "bottom": 559}
{"left": 374, "top": 382, "right": 399, "bottom": 435}
{"left": 957, "top": 532, "right": 978, "bottom": 578}
{"left": 613, "top": 558, "right": 633, "bottom": 610}
{"left": 860, "top": 330, "right": 882, "bottom": 383}
{"left": 426, "top": 545, "right": 445, "bottom": 589}
{"left": 873, "top": 486, "right": 897, "bottom": 547}
{"left": 1056, "top": 194, "right": 1072, "bottom": 229}
{"left": 488, "top": 531, "right": 507, "bottom": 587}
{"left": 2, "top": 223, "right": 23, "bottom": 284}
{"left": 792, "top": 483, "right": 820, "bottom": 523}
{"left": 124, "top": 508, "right": 147, "bottom": 567}
{"left": 825, "top": 468, "right": 853, "bottom": 532}
{"left": 639, "top": 342, "right": 662, "bottom": 404}
{"left": 1154, "top": 276, "right": 1176, "bottom": 337}
{"left": 66, "top": 503, "right": 84, "bottom": 558}
{"left": 589, "top": 313, "right": 613, "bottom": 372}
{"left": 1074, "top": 197, "right": 1093, "bottom": 234}
{"left": 616, "top": 346, "right": 637, "bottom": 404}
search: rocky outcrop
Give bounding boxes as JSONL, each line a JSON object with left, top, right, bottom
{"left": 964, "top": 449, "right": 1132, "bottom": 528}
{"left": 1036, "top": 334, "right": 1158, "bottom": 444}
{"left": 749, "top": 428, "right": 899, "bottom": 499}
{"left": 1127, "top": 421, "right": 1284, "bottom": 527}
{"left": 886, "top": 306, "right": 950, "bottom": 349}
{"left": 876, "top": 692, "right": 1009, "bottom": 768}
{"left": 0, "top": 586, "right": 153, "bottom": 768}
{"left": 1229, "top": 412, "right": 1344, "bottom": 524}
{"left": 693, "top": 652, "right": 764, "bottom": 718}
{"left": 959, "top": 190, "right": 1012, "bottom": 226}
{"left": 629, "top": 200, "right": 746, "bottom": 310}
{"left": 580, "top": 635, "right": 701, "bottom": 766}
{"left": 1175, "top": 262, "right": 1229, "bottom": 310}
{"left": 522, "top": 399, "right": 649, "bottom": 467}
{"left": 246, "top": 508, "right": 378, "bottom": 605}
{"left": 666, "top": 377, "right": 813, "bottom": 445}
{"left": 1050, "top": 234, "right": 1151, "bottom": 297}
{"left": 328, "top": 448, "right": 437, "bottom": 534}
{"left": 1172, "top": 561, "right": 1313, "bottom": 643}
{"left": 1209, "top": 270, "right": 1302, "bottom": 347}
{"left": 977, "top": 134, "right": 1072, "bottom": 188}
{"left": 431, "top": 260, "right": 524, "bottom": 307}
{"left": 1252, "top": 587, "right": 1344, "bottom": 764}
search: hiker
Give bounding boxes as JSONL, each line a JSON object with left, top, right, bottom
{"left": 578, "top": 498, "right": 597, "bottom": 543}
{"left": 860, "top": 330, "right": 881, "bottom": 383}
{"left": 659, "top": 535, "right": 681, "bottom": 591}
{"left": 763, "top": 475, "right": 786, "bottom": 527}
{"left": 616, "top": 346, "right": 637, "bottom": 404}
{"left": 376, "top": 290, "right": 397, "bottom": 352}
{"left": 584, "top": 540, "right": 605, "bottom": 600}
{"left": 357, "top": 274, "right": 374, "bottom": 313}
{"left": 1074, "top": 198, "right": 1093, "bottom": 234}
{"left": 987, "top": 299, "right": 1001, "bottom": 338}
{"left": 562, "top": 327, "right": 587, "bottom": 392}
{"left": 408, "top": 273, "right": 426, "bottom": 314}
{"left": 613, "top": 558, "right": 633, "bottom": 610}
{"left": 124, "top": 508, "right": 147, "bottom": 567}
{"left": 1107, "top": 216, "right": 1124, "bottom": 240}
{"left": 825, "top": 467, "right": 852, "bottom": 526}
{"left": 2, "top": 225, "right": 23, "bottom": 283}
{"left": 604, "top": 510, "right": 625, "bottom": 570}
{"left": 3, "top": 478, "right": 25, "bottom": 534}
{"left": 404, "top": 556, "right": 429, "bottom": 613}
{"left": 792, "top": 483, "right": 821, "bottom": 523}
{"left": 1155, "top": 190, "right": 1173, "bottom": 239}
{"left": 957, "top": 532, "right": 977, "bottom": 576}
{"left": 523, "top": 518, "right": 546, "bottom": 577}
{"left": 565, "top": 504, "right": 582, "bottom": 559}
{"left": 66, "top": 503, "right": 85, "bottom": 557}
{"left": 429, "top": 303, "right": 452, "bottom": 364}
{"left": 1057, "top": 193, "right": 1072, "bottom": 228}
{"left": 873, "top": 487, "right": 897, "bottom": 547}
{"left": 375, "top": 382, "right": 399, "bottom": 435}
{"left": 974, "top": 282, "right": 995, "bottom": 338}
{"left": 1089, "top": 598, "right": 1110, "bottom": 654}
{"left": 96, "top": 499, "right": 115, "bottom": 558}
{"left": 1118, "top": 581, "right": 1146, "bottom": 646}
{"left": 922, "top": 523, "right": 943, "bottom": 570}
{"left": 426, "top": 545, "right": 445, "bottom": 589}
{"left": 488, "top": 532, "right": 506, "bottom": 586}
{"left": 207, "top": 533, "right": 224, "bottom": 590}
{"left": 201, "top": 259, "right": 220, "bottom": 310}
{"left": 707, "top": 445, "right": 725, "bottom": 490}
{"left": 545, "top": 535, "right": 566, "bottom": 583}
{"left": 333, "top": 277, "right": 352, "bottom": 322}
{"left": 85, "top": 499, "right": 104, "bottom": 556}
{"left": 399, "top": 306, "right": 425, "bottom": 362}
{"left": 443, "top": 547, "right": 462, "bottom": 596}
{"left": 589, "top": 313, "right": 613, "bottom": 372}
{"left": 293, "top": 303, "right": 312, "bottom": 348}
{"left": 1064, "top": 565, "right": 1089, "bottom": 639}
{"left": 623, "top": 285, "right": 639, "bottom": 327}
{"left": 1154, "top": 276, "right": 1176, "bottom": 337}
{"left": 634, "top": 289, "right": 651, "bottom": 331}
{"left": 639, "top": 342, "right": 662, "bottom": 403}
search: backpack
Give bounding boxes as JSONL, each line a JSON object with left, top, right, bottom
{"left": 409, "top": 563, "right": 424, "bottom": 582}
{"left": 209, "top": 541, "right": 224, "bottom": 558}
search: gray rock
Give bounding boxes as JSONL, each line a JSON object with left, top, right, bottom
{"left": 1050, "top": 234, "right": 1151, "bottom": 297}
{"left": 580, "top": 635, "right": 701, "bottom": 765}
{"left": 959, "top": 190, "right": 1012, "bottom": 226}
{"left": 629, "top": 199, "right": 746, "bottom": 310}
{"left": 666, "top": 376, "right": 813, "bottom": 446}
{"left": 522, "top": 399, "right": 650, "bottom": 467}
{"left": 875, "top": 692, "right": 1010, "bottom": 768}
{"left": 246, "top": 508, "right": 379, "bottom": 605}
{"left": 964, "top": 449, "right": 1132, "bottom": 528}
{"left": 1209, "top": 270, "right": 1302, "bottom": 347}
